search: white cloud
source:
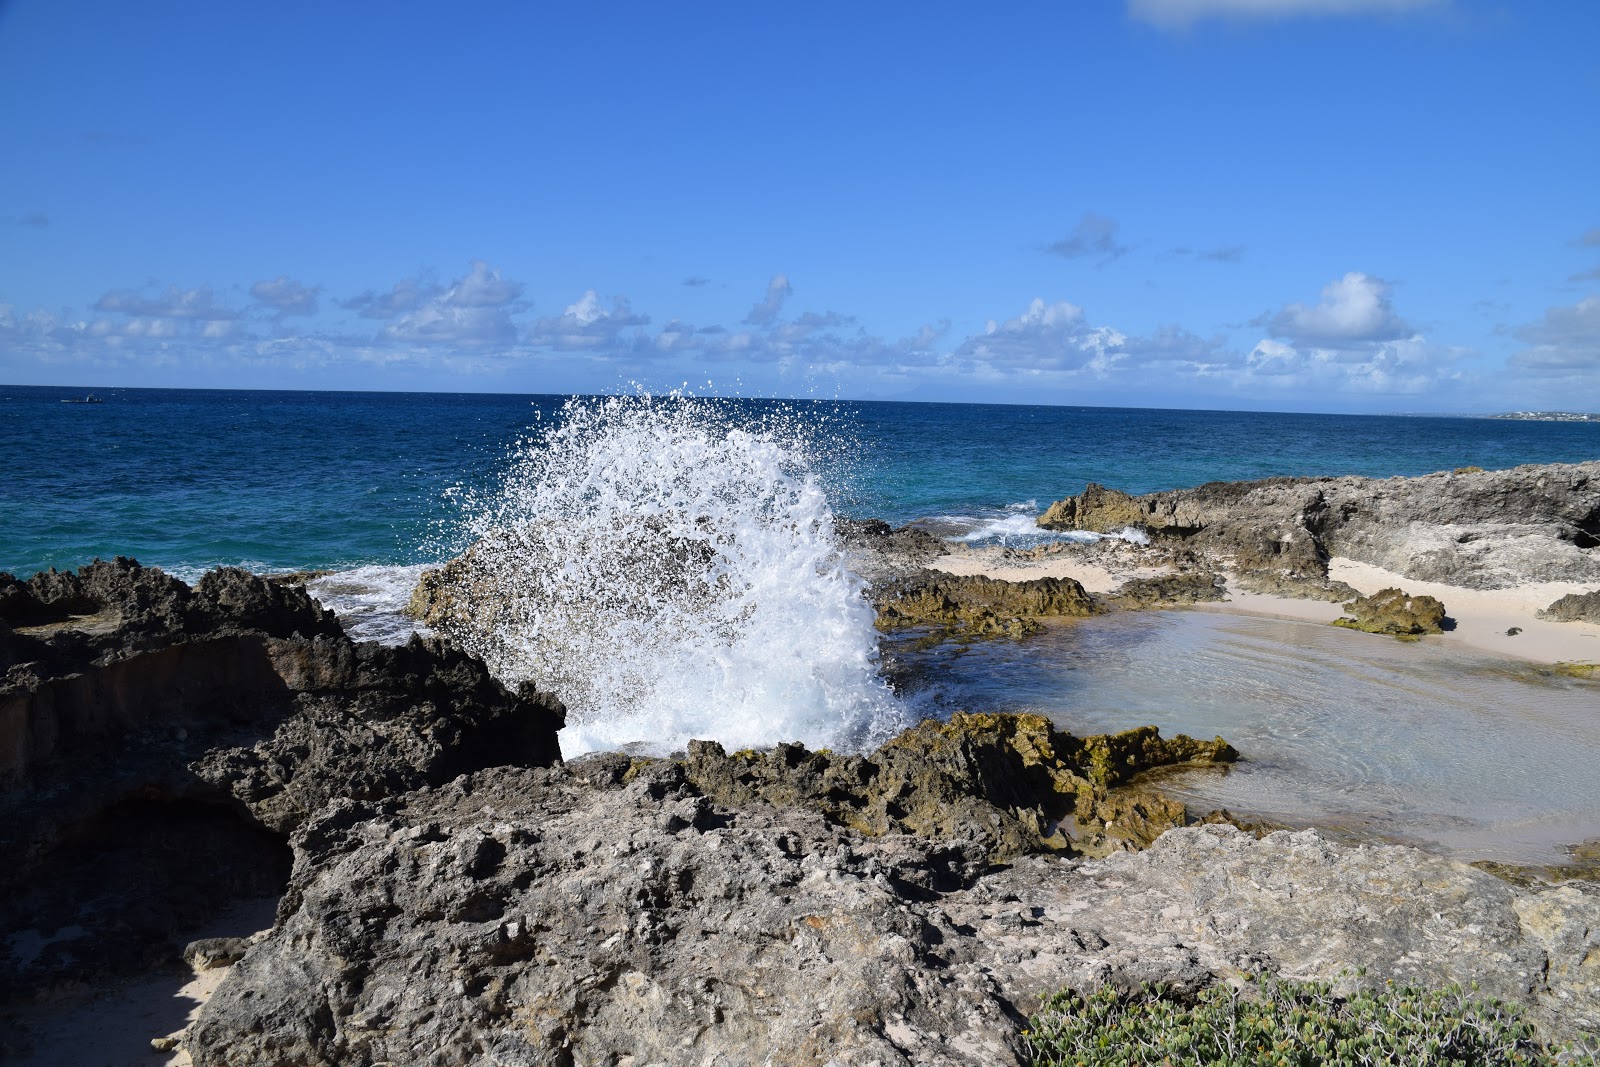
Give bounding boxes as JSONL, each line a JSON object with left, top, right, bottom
{"left": 250, "top": 276, "right": 320, "bottom": 317}
{"left": 744, "top": 274, "right": 792, "bottom": 325}
{"left": 379, "top": 261, "right": 526, "bottom": 347}
{"left": 1129, "top": 0, "right": 1444, "bottom": 29}
{"left": 527, "top": 290, "right": 651, "bottom": 351}
{"left": 1512, "top": 296, "right": 1600, "bottom": 373}
{"left": 1267, "top": 272, "right": 1413, "bottom": 346}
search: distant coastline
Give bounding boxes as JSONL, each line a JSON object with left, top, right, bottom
{"left": 1484, "top": 411, "right": 1600, "bottom": 422}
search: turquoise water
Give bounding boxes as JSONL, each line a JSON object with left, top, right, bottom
{"left": 4, "top": 384, "right": 1597, "bottom": 578}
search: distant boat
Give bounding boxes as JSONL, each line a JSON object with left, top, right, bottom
{"left": 60, "top": 394, "right": 104, "bottom": 404}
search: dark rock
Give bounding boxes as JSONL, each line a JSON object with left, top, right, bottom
{"left": 191, "top": 636, "right": 565, "bottom": 835}
{"left": 1333, "top": 587, "right": 1448, "bottom": 637}
{"left": 1539, "top": 589, "right": 1600, "bottom": 624}
{"left": 0, "top": 559, "right": 565, "bottom": 1007}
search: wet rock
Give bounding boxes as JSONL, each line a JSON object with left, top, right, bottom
{"left": 873, "top": 572, "right": 1095, "bottom": 637}
{"left": 1539, "top": 588, "right": 1600, "bottom": 624}
{"left": 1333, "top": 586, "right": 1447, "bottom": 637}
{"left": 1038, "top": 462, "right": 1600, "bottom": 591}
{"left": 682, "top": 713, "right": 1237, "bottom": 861}
{"left": 834, "top": 518, "right": 950, "bottom": 582}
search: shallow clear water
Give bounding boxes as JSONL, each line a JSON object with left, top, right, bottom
{"left": 897, "top": 611, "right": 1600, "bottom": 864}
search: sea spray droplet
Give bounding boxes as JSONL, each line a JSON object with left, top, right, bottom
{"left": 437, "top": 394, "right": 906, "bottom": 756}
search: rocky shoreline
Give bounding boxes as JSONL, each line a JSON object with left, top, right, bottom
{"left": 3, "top": 459, "right": 1598, "bottom": 1063}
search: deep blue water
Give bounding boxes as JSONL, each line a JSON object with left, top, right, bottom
{"left": 4, "top": 384, "right": 1598, "bottom": 579}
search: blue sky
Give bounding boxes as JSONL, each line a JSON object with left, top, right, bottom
{"left": 1, "top": 0, "right": 1596, "bottom": 413}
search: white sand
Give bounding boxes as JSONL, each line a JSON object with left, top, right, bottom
{"left": 931, "top": 549, "right": 1600, "bottom": 666}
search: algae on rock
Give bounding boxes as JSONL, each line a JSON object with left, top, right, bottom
{"left": 679, "top": 711, "right": 1237, "bottom": 861}
{"left": 1332, "top": 587, "right": 1447, "bottom": 637}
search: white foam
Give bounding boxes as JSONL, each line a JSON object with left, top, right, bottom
{"left": 937, "top": 502, "right": 1153, "bottom": 549}
{"left": 438, "top": 394, "right": 906, "bottom": 757}
{"left": 307, "top": 564, "right": 432, "bottom": 645}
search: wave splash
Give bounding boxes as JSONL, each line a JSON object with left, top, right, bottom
{"left": 440, "top": 394, "right": 906, "bottom": 757}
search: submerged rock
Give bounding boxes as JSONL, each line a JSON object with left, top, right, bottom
{"left": 1539, "top": 588, "right": 1600, "bottom": 624}
{"left": 1332, "top": 586, "right": 1448, "bottom": 637}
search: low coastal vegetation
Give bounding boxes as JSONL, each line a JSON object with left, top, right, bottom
{"left": 1025, "top": 975, "right": 1599, "bottom": 1067}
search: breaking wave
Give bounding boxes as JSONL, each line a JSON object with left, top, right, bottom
{"left": 436, "top": 394, "right": 906, "bottom": 756}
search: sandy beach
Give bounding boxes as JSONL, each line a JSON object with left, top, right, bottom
{"left": 930, "top": 547, "right": 1600, "bottom": 665}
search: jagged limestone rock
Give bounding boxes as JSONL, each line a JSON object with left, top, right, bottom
{"left": 1038, "top": 462, "right": 1600, "bottom": 591}
{"left": 1539, "top": 588, "right": 1600, "bottom": 624}
{"left": 185, "top": 783, "right": 1600, "bottom": 1067}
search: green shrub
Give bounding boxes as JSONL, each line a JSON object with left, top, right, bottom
{"left": 1024, "top": 974, "right": 1598, "bottom": 1066}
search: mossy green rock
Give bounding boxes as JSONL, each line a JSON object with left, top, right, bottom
{"left": 681, "top": 712, "right": 1237, "bottom": 862}
{"left": 1333, "top": 586, "right": 1447, "bottom": 637}
{"left": 872, "top": 572, "right": 1096, "bottom": 637}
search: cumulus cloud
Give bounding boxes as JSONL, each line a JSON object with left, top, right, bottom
{"left": 380, "top": 261, "right": 526, "bottom": 347}
{"left": 1128, "top": 0, "right": 1444, "bottom": 29}
{"left": 1241, "top": 335, "right": 1466, "bottom": 394}
{"left": 94, "top": 284, "right": 238, "bottom": 321}
{"left": 952, "top": 299, "right": 1236, "bottom": 382}
{"left": 1511, "top": 296, "right": 1600, "bottom": 373}
{"left": 1576, "top": 229, "right": 1600, "bottom": 248}
{"left": 744, "top": 274, "right": 792, "bottom": 325}
{"left": 527, "top": 290, "right": 651, "bottom": 351}
{"left": 1266, "top": 272, "right": 1413, "bottom": 346}
{"left": 1046, "top": 214, "right": 1127, "bottom": 263}
{"left": 250, "top": 276, "right": 320, "bottom": 317}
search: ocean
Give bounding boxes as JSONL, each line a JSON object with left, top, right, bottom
{"left": 5, "top": 384, "right": 1598, "bottom": 579}
{"left": 6, "top": 384, "right": 1599, "bottom": 864}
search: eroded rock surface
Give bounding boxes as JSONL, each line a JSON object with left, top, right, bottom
{"left": 1541, "top": 588, "right": 1600, "bottom": 624}
{"left": 1038, "top": 461, "right": 1600, "bottom": 592}
{"left": 0, "top": 559, "right": 564, "bottom": 1006}
{"left": 186, "top": 775, "right": 1600, "bottom": 1067}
